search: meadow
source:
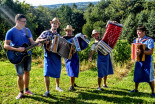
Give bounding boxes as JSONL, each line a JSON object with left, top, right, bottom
{"left": 0, "top": 58, "right": 155, "bottom": 104}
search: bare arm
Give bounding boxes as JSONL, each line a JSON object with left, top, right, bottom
{"left": 144, "top": 48, "right": 153, "bottom": 55}
{"left": 29, "top": 38, "right": 37, "bottom": 45}
{"left": 4, "top": 40, "right": 25, "bottom": 52}
{"left": 36, "top": 37, "right": 49, "bottom": 46}
{"left": 89, "top": 50, "right": 95, "bottom": 62}
{"left": 136, "top": 48, "right": 154, "bottom": 56}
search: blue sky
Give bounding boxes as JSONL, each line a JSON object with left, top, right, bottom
{"left": 13, "top": 0, "right": 101, "bottom": 6}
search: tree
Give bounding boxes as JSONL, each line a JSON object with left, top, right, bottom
{"left": 87, "top": 3, "right": 94, "bottom": 8}
{"left": 34, "top": 6, "right": 57, "bottom": 38}
{"left": 121, "top": 13, "right": 137, "bottom": 43}
{"left": 82, "top": 23, "right": 93, "bottom": 38}
{"left": 56, "top": 5, "right": 73, "bottom": 35}
{"left": 136, "top": 10, "right": 148, "bottom": 26}
{"left": 146, "top": 10, "right": 155, "bottom": 39}
{"left": 72, "top": 3, "right": 77, "bottom": 9}
{"left": 71, "top": 9, "right": 86, "bottom": 34}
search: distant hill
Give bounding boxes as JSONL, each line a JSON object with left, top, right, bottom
{"left": 36, "top": 2, "right": 99, "bottom": 9}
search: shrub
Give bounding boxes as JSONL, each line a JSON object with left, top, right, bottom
{"left": 0, "top": 41, "right": 7, "bottom": 59}
{"left": 112, "top": 40, "right": 131, "bottom": 64}
{"left": 78, "top": 41, "right": 97, "bottom": 62}
{"left": 31, "top": 46, "right": 44, "bottom": 59}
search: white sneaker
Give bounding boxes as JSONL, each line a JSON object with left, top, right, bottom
{"left": 16, "top": 93, "right": 24, "bottom": 99}
{"left": 97, "top": 87, "right": 101, "bottom": 91}
{"left": 56, "top": 87, "right": 63, "bottom": 92}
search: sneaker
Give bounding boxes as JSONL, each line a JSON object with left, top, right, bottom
{"left": 151, "top": 93, "right": 155, "bottom": 98}
{"left": 97, "top": 87, "right": 101, "bottom": 91}
{"left": 129, "top": 89, "right": 138, "bottom": 93}
{"left": 74, "top": 83, "right": 79, "bottom": 87}
{"left": 69, "top": 86, "right": 75, "bottom": 91}
{"left": 43, "top": 92, "right": 50, "bottom": 97}
{"left": 16, "top": 93, "right": 24, "bottom": 99}
{"left": 56, "top": 87, "right": 63, "bottom": 92}
{"left": 25, "top": 90, "right": 34, "bottom": 95}
{"left": 103, "top": 85, "right": 109, "bottom": 88}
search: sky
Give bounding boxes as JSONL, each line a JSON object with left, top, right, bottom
{"left": 13, "top": 0, "right": 101, "bottom": 6}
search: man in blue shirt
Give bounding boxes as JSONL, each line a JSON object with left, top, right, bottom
{"left": 4, "top": 14, "right": 37, "bottom": 99}
{"left": 130, "top": 25, "right": 155, "bottom": 97}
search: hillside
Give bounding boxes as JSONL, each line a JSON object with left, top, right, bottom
{"left": 35, "top": 1, "right": 99, "bottom": 9}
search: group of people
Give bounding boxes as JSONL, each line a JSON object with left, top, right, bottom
{"left": 3, "top": 14, "right": 155, "bottom": 99}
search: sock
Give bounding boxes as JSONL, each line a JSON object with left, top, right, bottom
{"left": 20, "top": 91, "right": 23, "bottom": 93}
{"left": 46, "top": 91, "right": 50, "bottom": 93}
{"left": 25, "top": 88, "right": 29, "bottom": 91}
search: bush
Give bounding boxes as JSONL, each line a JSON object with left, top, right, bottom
{"left": 0, "top": 41, "right": 7, "bottom": 59}
{"left": 112, "top": 40, "right": 131, "bottom": 64}
{"left": 31, "top": 46, "right": 44, "bottom": 59}
{"left": 78, "top": 41, "right": 97, "bottom": 62}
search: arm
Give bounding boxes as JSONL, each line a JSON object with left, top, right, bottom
{"left": 4, "top": 40, "right": 25, "bottom": 52}
{"left": 36, "top": 37, "right": 49, "bottom": 46}
{"left": 144, "top": 48, "right": 153, "bottom": 55}
{"left": 29, "top": 38, "right": 37, "bottom": 45}
{"left": 136, "top": 38, "right": 154, "bottom": 56}
{"left": 89, "top": 43, "right": 96, "bottom": 62}
{"left": 136, "top": 48, "right": 153, "bottom": 56}
{"left": 89, "top": 50, "right": 95, "bottom": 62}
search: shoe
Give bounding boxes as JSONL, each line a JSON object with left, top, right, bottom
{"left": 25, "top": 90, "right": 34, "bottom": 95}
{"left": 69, "top": 86, "right": 75, "bottom": 91}
{"left": 129, "top": 89, "right": 138, "bottom": 93}
{"left": 56, "top": 87, "right": 63, "bottom": 92}
{"left": 97, "top": 87, "right": 101, "bottom": 91}
{"left": 74, "top": 83, "right": 79, "bottom": 87}
{"left": 16, "top": 93, "right": 24, "bottom": 99}
{"left": 43, "top": 92, "right": 50, "bottom": 97}
{"left": 151, "top": 93, "right": 155, "bottom": 98}
{"left": 103, "top": 85, "right": 109, "bottom": 88}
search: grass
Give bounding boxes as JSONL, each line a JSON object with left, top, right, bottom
{"left": 0, "top": 59, "right": 155, "bottom": 104}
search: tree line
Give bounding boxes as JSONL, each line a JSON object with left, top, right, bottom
{"left": 0, "top": 0, "right": 155, "bottom": 43}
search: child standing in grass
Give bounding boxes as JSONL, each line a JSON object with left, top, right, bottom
{"left": 89, "top": 29, "right": 113, "bottom": 90}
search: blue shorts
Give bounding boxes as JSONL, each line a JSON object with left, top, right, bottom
{"left": 14, "top": 56, "right": 31, "bottom": 75}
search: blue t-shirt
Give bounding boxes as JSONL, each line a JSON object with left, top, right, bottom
{"left": 5, "top": 27, "right": 32, "bottom": 54}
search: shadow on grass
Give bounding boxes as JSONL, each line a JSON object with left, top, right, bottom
{"left": 23, "top": 87, "right": 151, "bottom": 104}
{"left": 87, "top": 88, "right": 150, "bottom": 97}
{"left": 25, "top": 95, "right": 54, "bottom": 103}
{"left": 89, "top": 67, "right": 97, "bottom": 71}
{"left": 76, "top": 90, "right": 145, "bottom": 103}
{"left": 110, "top": 87, "right": 151, "bottom": 97}
{"left": 25, "top": 93, "right": 95, "bottom": 104}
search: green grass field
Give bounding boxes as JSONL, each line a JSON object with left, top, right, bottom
{"left": 0, "top": 59, "right": 155, "bottom": 104}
